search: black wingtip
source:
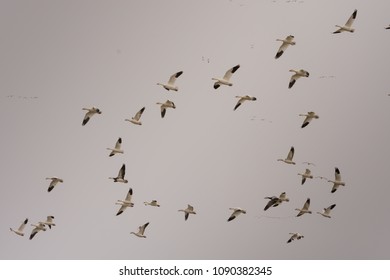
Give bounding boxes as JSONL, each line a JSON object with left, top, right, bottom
{"left": 289, "top": 80, "right": 295, "bottom": 88}
{"left": 227, "top": 216, "right": 235, "bottom": 222}
{"left": 116, "top": 211, "right": 123, "bottom": 216}
{"left": 301, "top": 122, "right": 309, "bottom": 128}
{"left": 176, "top": 71, "right": 183, "bottom": 78}
{"left": 214, "top": 83, "right": 220, "bottom": 89}
{"left": 231, "top": 65, "right": 240, "bottom": 73}
{"left": 352, "top": 9, "right": 357, "bottom": 19}
{"left": 275, "top": 51, "right": 283, "bottom": 59}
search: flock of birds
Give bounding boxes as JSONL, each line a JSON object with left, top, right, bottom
{"left": 8, "top": 7, "right": 387, "bottom": 247}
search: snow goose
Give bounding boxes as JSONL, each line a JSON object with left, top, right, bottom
{"left": 333, "top": 9, "right": 357, "bottom": 34}
{"left": 298, "top": 169, "right": 313, "bottom": 185}
{"left": 287, "top": 232, "right": 304, "bottom": 243}
{"left": 144, "top": 200, "right": 160, "bottom": 207}
{"left": 29, "top": 222, "right": 46, "bottom": 240}
{"left": 116, "top": 188, "right": 134, "bottom": 216}
{"left": 125, "top": 107, "right": 145, "bottom": 125}
{"left": 10, "top": 218, "right": 28, "bottom": 236}
{"left": 212, "top": 65, "right": 240, "bottom": 89}
{"left": 156, "top": 100, "right": 176, "bottom": 118}
{"left": 275, "top": 35, "right": 295, "bottom": 59}
{"left": 317, "top": 204, "right": 336, "bottom": 218}
{"left": 234, "top": 95, "right": 257, "bottom": 111}
{"left": 82, "top": 107, "right": 102, "bottom": 126}
{"left": 227, "top": 207, "right": 246, "bottom": 222}
{"left": 295, "top": 198, "right": 312, "bottom": 217}
{"left": 46, "top": 177, "right": 63, "bottom": 192}
{"left": 277, "top": 146, "right": 296, "bottom": 165}
{"left": 328, "top": 167, "right": 345, "bottom": 193}
{"left": 157, "top": 71, "right": 183, "bottom": 91}
{"left": 264, "top": 192, "right": 289, "bottom": 211}
{"left": 178, "top": 204, "right": 196, "bottom": 221}
{"left": 109, "top": 164, "right": 128, "bottom": 183}
{"left": 130, "top": 222, "right": 149, "bottom": 238}
{"left": 288, "top": 69, "right": 309, "bottom": 89}
{"left": 41, "top": 216, "right": 55, "bottom": 229}
{"left": 299, "top": 112, "right": 319, "bottom": 128}
{"left": 107, "top": 137, "right": 123, "bottom": 157}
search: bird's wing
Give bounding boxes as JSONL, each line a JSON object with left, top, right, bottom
{"left": 140, "top": 222, "right": 149, "bottom": 235}
{"left": 185, "top": 212, "right": 189, "bottom": 221}
{"left": 335, "top": 168, "right": 342, "bottom": 181}
{"left": 18, "top": 218, "right": 28, "bottom": 231}
{"left": 287, "top": 147, "right": 295, "bottom": 160}
{"left": 48, "top": 180, "right": 57, "bottom": 192}
{"left": 275, "top": 41, "right": 289, "bottom": 59}
{"left": 125, "top": 188, "right": 133, "bottom": 202}
{"left": 234, "top": 98, "right": 244, "bottom": 111}
{"left": 301, "top": 115, "right": 312, "bottom": 128}
{"left": 301, "top": 177, "right": 306, "bottom": 185}
{"left": 227, "top": 212, "right": 236, "bottom": 222}
{"left": 345, "top": 9, "right": 357, "bottom": 28}
{"left": 134, "top": 107, "right": 145, "bottom": 121}
{"left": 303, "top": 198, "right": 310, "bottom": 210}
{"left": 118, "top": 164, "right": 126, "bottom": 179}
{"left": 114, "top": 138, "right": 122, "bottom": 150}
{"left": 264, "top": 198, "right": 277, "bottom": 211}
{"left": 223, "top": 65, "right": 240, "bottom": 81}
{"left": 116, "top": 205, "right": 127, "bottom": 216}
{"left": 331, "top": 183, "right": 339, "bottom": 193}
{"left": 289, "top": 74, "right": 298, "bottom": 88}
{"left": 82, "top": 111, "right": 93, "bottom": 126}
{"left": 161, "top": 106, "right": 166, "bottom": 118}
{"left": 29, "top": 228, "right": 39, "bottom": 240}
{"left": 213, "top": 82, "right": 220, "bottom": 89}
{"left": 168, "top": 71, "right": 183, "bottom": 85}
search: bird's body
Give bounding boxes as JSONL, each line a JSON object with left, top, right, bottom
{"left": 10, "top": 218, "right": 28, "bottom": 236}
{"left": 333, "top": 9, "right": 357, "bottom": 34}
{"left": 46, "top": 177, "right": 64, "bottom": 192}
{"left": 287, "top": 232, "right": 304, "bottom": 243}
{"left": 41, "top": 216, "right": 55, "bottom": 229}
{"left": 125, "top": 107, "right": 145, "bottom": 125}
{"left": 144, "top": 200, "right": 160, "bottom": 207}
{"left": 278, "top": 146, "right": 296, "bottom": 165}
{"left": 234, "top": 95, "right": 257, "bottom": 111}
{"left": 328, "top": 167, "right": 345, "bottom": 193}
{"left": 289, "top": 69, "right": 309, "bottom": 89}
{"left": 317, "top": 204, "right": 336, "bottom": 218}
{"left": 212, "top": 65, "right": 240, "bottom": 89}
{"left": 295, "top": 198, "right": 312, "bottom": 217}
{"left": 130, "top": 222, "right": 149, "bottom": 238}
{"left": 116, "top": 188, "right": 134, "bottom": 216}
{"left": 264, "top": 192, "right": 289, "bottom": 211}
{"left": 275, "top": 35, "right": 295, "bottom": 59}
{"left": 82, "top": 107, "right": 102, "bottom": 126}
{"left": 107, "top": 137, "right": 123, "bottom": 157}
{"left": 157, "top": 71, "right": 183, "bottom": 91}
{"left": 299, "top": 112, "right": 319, "bottom": 128}
{"left": 109, "top": 164, "right": 128, "bottom": 183}
{"left": 156, "top": 100, "right": 176, "bottom": 118}
{"left": 298, "top": 169, "right": 313, "bottom": 185}
{"left": 29, "top": 222, "right": 46, "bottom": 240}
{"left": 178, "top": 204, "right": 196, "bottom": 221}
{"left": 227, "top": 207, "right": 246, "bottom": 222}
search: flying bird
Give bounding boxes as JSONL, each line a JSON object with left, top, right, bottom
{"left": 295, "top": 198, "right": 312, "bottom": 217}
{"left": 227, "top": 207, "right": 246, "bottom": 222}
{"left": 212, "top": 65, "right": 240, "bottom": 89}
{"left": 107, "top": 137, "right": 123, "bottom": 157}
{"left": 233, "top": 95, "right": 257, "bottom": 111}
{"left": 178, "top": 204, "right": 196, "bottom": 221}
{"left": 82, "top": 107, "right": 102, "bottom": 126}
{"left": 277, "top": 146, "right": 296, "bottom": 165}
{"left": 299, "top": 112, "right": 319, "bottom": 128}
{"left": 109, "top": 164, "right": 128, "bottom": 183}
{"left": 115, "top": 188, "right": 134, "bottom": 216}
{"left": 317, "top": 204, "right": 336, "bottom": 218}
{"left": 29, "top": 222, "right": 46, "bottom": 240}
{"left": 287, "top": 232, "right": 304, "bottom": 243}
{"left": 144, "top": 200, "right": 160, "bottom": 207}
{"left": 41, "top": 216, "right": 55, "bottom": 229}
{"left": 130, "top": 222, "right": 149, "bottom": 238}
{"left": 298, "top": 169, "right": 313, "bottom": 185}
{"left": 275, "top": 35, "right": 295, "bottom": 59}
{"left": 264, "top": 192, "right": 289, "bottom": 211}
{"left": 125, "top": 107, "right": 145, "bottom": 125}
{"left": 289, "top": 69, "right": 309, "bottom": 89}
{"left": 10, "top": 218, "right": 28, "bottom": 236}
{"left": 156, "top": 100, "right": 176, "bottom": 118}
{"left": 46, "top": 177, "right": 64, "bottom": 192}
{"left": 328, "top": 167, "right": 345, "bottom": 193}
{"left": 333, "top": 9, "right": 357, "bottom": 34}
{"left": 157, "top": 71, "right": 183, "bottom": 91}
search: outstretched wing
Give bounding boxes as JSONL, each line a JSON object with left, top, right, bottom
{"left": 223, "top": 65, "right": 240, "bottom": 81}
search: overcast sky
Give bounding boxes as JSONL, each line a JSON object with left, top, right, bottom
{"left": 1, "top": 0, "right": 390, "bottom": 260}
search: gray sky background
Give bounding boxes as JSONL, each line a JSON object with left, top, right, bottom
{"left": 1, "top": 0, "right": 390, "bottom": 260}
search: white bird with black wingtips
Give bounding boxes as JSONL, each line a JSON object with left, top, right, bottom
{"left": 156, "top": 100, "right": 176, "bottom": 118}
{"left": 29, "top": 222, "right": 46, "bottom": 240}
{"left": 298, "top": 169, "right": 313, "bottom": 185}
{"left": 275, "top": 35, "right": 295, "bottom": 59}
{"left": 212, "top": 65, "right": 240, "bottom": 89}
{"left": 317, "top": 204, "right": 336, "bottom": 218}
{"left": 82, "top": 107, "right": 102, "bottom": 126}
{"left": 144, "top": 200, "right": 160, "bottom": 207}
{"left": 107, "top": 138, "right": 123, "bottom": 157}
{"left": 130, "top": 222, "right": 149, "bottom": 238}
{"left": 178, "top": 204, "right": 196, "bottom": 221}
{"left": 10, "top": 218, "right": 28, "bottom": 236}
{"left": 157, "top": 71, "right": 183, "bottom": 91}
{"left": 333, "top": 9, "right": 357, "bottom": 34}
{"left": 109, "top": 164, "right": 128, "bottom": 183}
{"left": 287, "top": 232, "right": 304, "bottom": 243}
{"left": 299, "top": 112, "right": 319, "bottom": 128}
{"left": 264, "top": 192, "right": 289, "bottom": 211}
{"left": 328, "top": 167, "right": 345, "bottom": 193}
{"left": 234, "top": 95, "right": 257, "bottom": 111}
{"left": 288, "top": 69, "right": 309, "bottom": 89}
{"left": 227, "top": 207, "right": 246, "bottom": 222}
{"left": 295, "top": 198, "right": 312, "bottom": 217}
{"left": 46, "top": 177, "right": 64, "bottom": 193}
{"left": 41, "top": 216, "right": 55, "bottom": 229}
{"left": 125, "top": 107, "right": 145, "bottom": 125}
{"left": 116, "top": 188, "right": 134, "bottom": 216}
{"left": 277, "top": 146, "right": 296, "bottom": 165}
